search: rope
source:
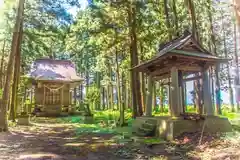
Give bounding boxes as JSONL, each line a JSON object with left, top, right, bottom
{"left": 44, "top": 84, "right": 65, "bottom": 93}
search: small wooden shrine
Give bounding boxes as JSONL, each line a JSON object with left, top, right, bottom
{"left": 132, "top": 30, "right": 232, "bottom": 140}
{"left": 26, "top": 58, "right": 83, "bottom": 116}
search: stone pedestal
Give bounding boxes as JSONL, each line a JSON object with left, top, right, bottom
{"left": 157, "top": 116, "right": 232, "bottom": 140}
{"left": 133, "top": 116, "right": 232, "bottom": 141}
{"left": 17, "top": 115, "right": 30, "bottom": 125}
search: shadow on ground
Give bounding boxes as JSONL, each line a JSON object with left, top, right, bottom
{"left": 0, "top": 117, "right": 239, "bottom": 160}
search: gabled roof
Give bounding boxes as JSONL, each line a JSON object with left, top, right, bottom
{"left": 27, "top": 58, "right": 83, "bottom": 82}
{"left": 156, "top": 30, "right": 217, "bottom": 57}
{"left": 132, "top": 30, "right": 228, "bottom": 71}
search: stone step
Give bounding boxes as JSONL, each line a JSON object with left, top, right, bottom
{"left": 135, "top": 129, "right": 148, "bottom": 137}
{"left": 145, "top": 119, "right": 157, "bottom": 125}
{"left": 139, "top": 126, "right": 153, "bottom": 132}
{"left": 141, "top": 123, "right": 156, "bottom": 130}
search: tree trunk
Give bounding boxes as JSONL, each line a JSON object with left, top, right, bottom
{"left": 128, "top": 3, "right": 142, "bottom": 117}
{"left": 10, "top": 18, "right": 23, "bottom": 121}
{"left": 234, "top": 23, "right": 240, "bottom": 111}
{"left": 172, "top": 0, "right": 179, "bottom": 36}
{"left": 186, "top": 0, "right": 204, "bottom": 114}
{"left": 106, "top": 85, "right": 110, "bottom": 110}
{"left": 164, "top": 0, "right": 172, "bottom": 40}
{"left": 115, "top": 49, "right": 124, "bottom": 125}
{"left": 109, "top": 66, "right": 114, "bottom": 109}
{"left": 207, "top": 0, "right": 221, "bottom": 114}
{"left": 222, "top": 19, "right": 234, "bottom": 112}
{"left": 102, "top": 87, "right": 105, "bottom": 110}
{"left": 0, "top": 40, "right": 6, "bottom": 89}
{"left": 186, "top": 0, "right": 198, "bottom": 39}
{"left": 140, "top": 44, "right": 146, "bottom": 113}
{"left": 73, "top": 88, "right": 77, "bottom": 104}
{"left": 140, "top": 72, "right": 146, "bottom": 113}
{"left": 95, "top": 71, "right": 101, "bottom": 110}
{"left": 121, "top": 72, "right": 126, "bottom": 110}
{"left": 0, "top": 0, "right": 25, "bottom": 131}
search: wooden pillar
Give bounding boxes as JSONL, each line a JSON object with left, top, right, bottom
{"left": 203, "top": 69, "right": 214, "bottom": 116}
{"left": 146, "top": 75, "right": 153, "bottom": 116}
{"left": 178, "top": 71, "right": 184, "bottom": 114}
{"left": 170, "top": 67, "right": 181, "bottom": 117}
{"left": 168, "top": 80, "right": 171, "bottom": 115}
{"left": 61, "top": 85, "right": 63, "bottom": 112}
{"left": 43, "top": 84, "right": 45, "bottom": 108}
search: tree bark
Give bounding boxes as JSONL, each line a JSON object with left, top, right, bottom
{"left": 234, "top": 23, "right": 240, "bottom": 112}
{"left": 140, "top": 44, "right": 146, "bottom": 113}
{"left": 128, "top": 2, "right": 142, "bottom": 117}
{"left": 172, "top": 0, "right": 179, "bottom": 36}
{"left": 73, "top": 87, "right": 77, "bottom": 104}
{"left": 186, "top": 0, "right": 198, "bottom": 39}
{"left": 115, "top": 49, "right": 124, "bottom": 125}
{"left": 109, "top": 66, "right": 114, "bottom": 109}
{"left": 95, "top": 71, "right": 101, "bottom": 110}
{"left": 0, "top": 0, "right": 25, "bottom": 131}
{"left": 164, "top": 0, "right": 172, "bottom": 40}
{"left": 185, "top": 0, "right": 204, "bottom": 114}
{"left": 121, "top": 72, "right": 126, "bottom": 110}
{"left": 102, "top": 87, "right": 105, "bottom": 110}
{"left": 10, "top": 19, "right": 23, "bottom": 121}
{"left": 222, "top": 18, "right": 234, "bottom": 112}
{"left": 0, "top": 40, "right": 6, "bottom": 89}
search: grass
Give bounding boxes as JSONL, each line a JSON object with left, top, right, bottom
{"left": 57, "top": 105, "right": 240, "bottom": 139}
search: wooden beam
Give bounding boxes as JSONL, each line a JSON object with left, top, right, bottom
{"left": 183, "top": 75, "right": 202, "bottom": 82}
{"left": 178, "top": 65, "right": 202, "bottom": 72}
{"left": 152, "top": 73, "right": 170, "bottom": 81}
{"left": 149, "top": 60, "right": 193, "bottom": 77}
{"left": 160, "top": 81, "right": 171, "bottom": 85}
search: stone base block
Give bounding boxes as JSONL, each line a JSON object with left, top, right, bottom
{"left": 133, "top": 116, "right": 232, "bottom": 141}
{"left": 17, "top": 116, "right": 30, "bottom": 125}
{"left": 158, "top": 116, "right": 232, "bottom": 140}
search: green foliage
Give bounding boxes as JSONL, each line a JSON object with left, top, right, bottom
{"left": 0, "top": 88, "right": 2, "bottom": 98}
{"left": 85, "top": 85, "right": 101, "bottom": 104}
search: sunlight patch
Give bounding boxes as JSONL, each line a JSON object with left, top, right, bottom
{"left": 17, "top": 153, "right": 63, "bottom": 160}
{"left": 63, "top": 137, "right": 77, "bottom": 140}
{"left": 64, "top": 142, "right": 86, "bottom": 147}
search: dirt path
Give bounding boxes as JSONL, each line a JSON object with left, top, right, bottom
{"left": 0, "top": 120, "right": 123, "bottom": 160}
{"left": 0, "top": 118, "right": 239, "bottom": 160}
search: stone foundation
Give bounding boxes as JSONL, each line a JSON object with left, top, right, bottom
{"left": 17, "top": 115, "right": 30, "bottom": 125}
{"left": 133, "top": 116, "right": 232, "bottom": 140}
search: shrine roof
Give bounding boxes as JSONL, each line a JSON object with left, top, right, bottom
{"left": 26, "top": 58, "right": 83, "bottom": 82}
{"left": 132, "top": 30, "right": 229, "bottom": 72}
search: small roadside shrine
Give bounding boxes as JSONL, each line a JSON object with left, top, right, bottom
{"left": 132, "top": 30, "right": 232, "bottom": 140}
{"left": 26, "top": 58, "right": 83, "bottom": 116}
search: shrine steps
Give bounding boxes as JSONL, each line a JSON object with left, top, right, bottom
{"left": 133, "top": 118, "right": 157, "bottom": 136}
{"left": 132, "top": 116, "right": 232, "bottom": 140}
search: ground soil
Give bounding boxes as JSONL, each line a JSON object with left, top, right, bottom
{"left": 0, "top": 118, "right": 239, "bottom": 160}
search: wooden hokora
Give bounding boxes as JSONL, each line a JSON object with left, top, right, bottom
{"left": 131, "top": 30, "right": 231, "bottom": 140}
{"left": 132, "top": 30, "right": 228, "bottom": 117}
{"left": 25, "top": 58, "right": 84, "bottom": 116}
